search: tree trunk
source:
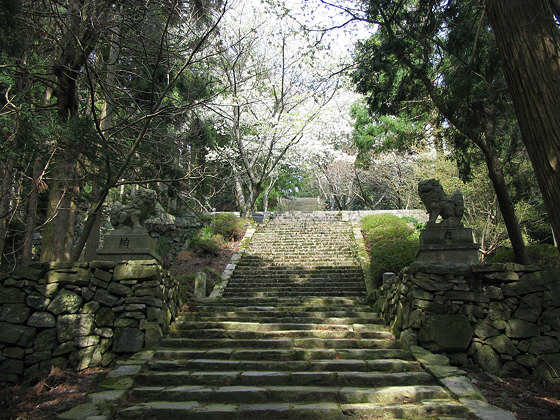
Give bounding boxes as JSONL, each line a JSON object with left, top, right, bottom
{"left": 234, "top": 171, "right": 246, "bottom": 213}
{"left": 486, "top": 0, "right": 560, "bottom": 250}
{"left": 0, "top": 160, "right": 15, "bottom": 266}
{"left": 21, "top": 160, "right": 44, "bottom": 264}
{"left": 82, "top": 181, "right": 103, "bottom": 262}
{"left": 262, "top": 189, "right": 269, "bottom": 213}
{"left": 63, "top": 182, "right": 79, "bottom": 261}
{"left": 41, "top": 158, "right": 74, "bottom": 262}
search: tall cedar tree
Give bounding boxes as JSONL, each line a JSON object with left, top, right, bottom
{"left": 485, "top": 0, "right": 560, "bottom": 249}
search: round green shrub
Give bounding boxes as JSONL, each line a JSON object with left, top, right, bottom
{"left": 209, "top": 214, "right": 246, "bottom": 241}
{"left": 369, "top": 237, "right": 418, "bottom": 283}
{"left": 361, "top": 214, "right": 420, "bottom": 285}
{"left": 362, "top": 215, "right": 415, "bottom": 245}
{"left": 187, "top": 236, "right": 223, "bottom": 256}
{"left": 486, "top": 243, "right": 559, "bottom": 267}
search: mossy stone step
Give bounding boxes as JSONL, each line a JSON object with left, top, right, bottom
{"left": 223, "top": 291, "right": 366, "bottom": 298}
{"left": 174, "top": 309, "right": 383, "bottom": 324}
{"left": 131, "top": 384, "right": 450, "bottom": 405}
{"left": 167, "top": 329, "right": 393, "bottom": 340}
{"left": 154, "top": 348, "right": 414, "bottom": 361}
{"left": 159, "top": 337, "right": 400, "bottom": 350}
{"left": 194, "top": 296, "right": 369, "bottom": 305}
{"left": 146, "top": 358, "right": 420, "bottom": 373}
{"left": 134, "top": 370, "right": 435, "bottom": 388}
{"left": 225, "top": 282, "right": 365, "bottom": 288}
{"left": 120, "top": 398, "right": 468, "bottom": 420}
{"left": 223, "top": 287, "right": 366, "bottom": 293}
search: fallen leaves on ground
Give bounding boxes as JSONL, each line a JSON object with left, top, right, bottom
{"left": 466, "top": 367, "right": 560, "bottom": 419}
{"left": 0, "top": 366, "right": 106, "bottom": 420}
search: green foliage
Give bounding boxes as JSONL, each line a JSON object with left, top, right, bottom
{"left": 209, "top": 214, "right": 246, "bottom": 241}
{"left": 350, "top": 100, "right": 423, "bottom": 157}
{"left": 487, "top": 244, "right": 560, "bottom": 267}
{"left": 369, "top": 237, "right": 419, "bottom": 283}
{"left": 361, "top": 214, "right": 419, "bottom": 284}
{"left": 156, "top": 237, "right": 173, "bottom": 257}
{"left": 200, "top": 226, "right": 214, "bottom": 239}
{"left": 0, "top": 0, "right": 22, "bottom": 54}
{"left": 187, "top": 236, "right": 223, "bottom": 256}
{"left": 401, "top": 216, "right": 426, "bottom": 232}
{"left": 362, "top": 214, "right": 415, "bottom": 244}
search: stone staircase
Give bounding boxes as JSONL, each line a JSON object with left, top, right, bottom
{"left": 224, "top": 216, "right": 364, "bottom": 298}
{"left": 118, "top": 215, "right": 477, "bottom": 419}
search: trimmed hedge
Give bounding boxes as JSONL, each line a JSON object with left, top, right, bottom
{"left": 361, "top": 214, "right": 419, "bottom": 285}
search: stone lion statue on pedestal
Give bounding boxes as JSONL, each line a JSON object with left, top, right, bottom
{"left": 110, "top": 188, "right": 157, "bottom": 230}
{"left": 418, "top": 179, "right": 464, "bottom": 224}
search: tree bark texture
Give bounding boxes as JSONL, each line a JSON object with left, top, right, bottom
{"left": 41, "top": 159, "right": 75, "bottom": 262}
{"left": 0, "top": 160, "right": 15, "bottom": 265}
{"left": 486, "top": 0, "right": 560, "bottom": 249}
{"left": 21, "top": 160, "right": 44, "bottom": 264}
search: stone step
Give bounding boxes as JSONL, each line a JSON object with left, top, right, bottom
{"left": 243, "top": 245, "right": 355, "bottom": 249}
{"left": 134, "top": 370, "right": 435, "bottom": 388}
{"left": 232, "top": 265, "right": 360, "bottom": 270}
{"left": 232, "top": 265, "right": 361, "bottom": 269}
{"left": 238, "top": 258, "right": 356, "bottom": 261}
{"left": 119, "top": 399, "right": 468, "bottom": 420}
{"left": 166, "top": 329, "right": 393, "bottom": 340}
{"left": 228, "top": 272, "right": 363, "bottom": 278}
{"left": 226, "top": 281, "right": 364, "bottom": 287}
{"left": 154, "top": 348, "right": 414, "bottom": 361}
{"left": 159, "top": 337, "right": 401, "bottom": 350}
{"left": 173, "top": 320, "right": 383, "bottom": 331}
{"left": 146, "top": 358, "right": 420, "bottom": 373}
{"left": 222, "top": 291, "right": 366, "bottom": 297}
{"left": 172, "top": 320, "right": 386, "bottom": 330}
{"left": 176, "top": 310, "right": 381, "bottom": 319}
{"left": 131, "top": 384, "right": 449, "bottom": 405}
{"left": 189, "top": 299, "right": 370, "bottom": 309}
{"left": 222, "top": 286, "right": 366, "bottom": 293}
{"left": 230, "top": 272, "right": 363, "bottom": 277}
{"left": 190, "top": 297, "right": 369, "bottom": 305}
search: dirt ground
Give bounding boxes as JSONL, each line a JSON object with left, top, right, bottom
{"left": 0, "top": 367, "right": 106, "bottom": 420}
{"left": 465, "top": 367, "right": 560, "bottom": 419}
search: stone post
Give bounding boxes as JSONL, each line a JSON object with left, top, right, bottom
{"left": 194, "top": 272, "right": 207, "bottom": 298}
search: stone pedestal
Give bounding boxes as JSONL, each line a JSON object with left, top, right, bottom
{"left": 97, "top": 228, "right": 160, "bottom": 263}
{"left": 416, "top": 221, "right": 479, "bottom": 264}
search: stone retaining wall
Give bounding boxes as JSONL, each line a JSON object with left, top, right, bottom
{"left": 374, "top": 262, "right": 560, "bottom": 381}
{"left": 0, "top": 260, "right": 181, "bottom": 384}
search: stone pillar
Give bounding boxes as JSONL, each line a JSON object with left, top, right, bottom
{"left": 416, "top": 221, "right": 479, "bottom": 264}
{"left": 194, "top": 272, "right": 207, "bottom": 298}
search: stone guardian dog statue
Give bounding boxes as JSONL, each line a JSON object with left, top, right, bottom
{"left": 110, "top": 187, "right": 157, "bottom": 231}
{"left": 418, "top": 179, "right": 464, "bottom": 224}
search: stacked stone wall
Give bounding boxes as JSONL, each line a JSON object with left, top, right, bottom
{"left": 0, "top": 260, "right": 181, "bottom": 384}
{"left": 374, "top": 262, "right": 560, "bottom": 381}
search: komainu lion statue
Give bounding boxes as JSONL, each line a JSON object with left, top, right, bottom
{"left": 110, "top": 188, "right": 157, "bottom": 230}
{"left": 418, "top": 179, "right": 464, "bottom": 224}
